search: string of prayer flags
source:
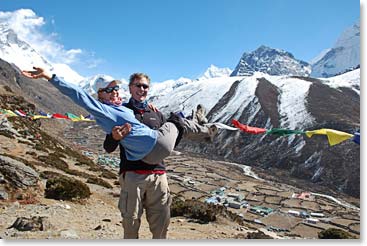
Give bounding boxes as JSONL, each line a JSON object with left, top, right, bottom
{"left": 1, "top": 107, "right": 95, "bottom": 122}
{"left": 232, "top": 119, "right": 358, "bottom": 146}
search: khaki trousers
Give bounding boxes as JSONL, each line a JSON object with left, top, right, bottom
{"left": 118, "top": 172, "right": 171, "bottom": 239}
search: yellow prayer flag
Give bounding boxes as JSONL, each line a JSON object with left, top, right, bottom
{"left": 4, "top": 109, "right": 17, "bottom": 117}
{"left": 80, "top": 114, "right": 95, "bottom": 122}
{"left": 305, "top": 128, "right": 353, "bottom": 146}
{"left": 32, "top": 115, "right": 51, "bottom": 120}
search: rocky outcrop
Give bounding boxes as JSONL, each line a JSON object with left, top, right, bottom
{"left": 0, "top": 155, "right": 39, "bottom": 189}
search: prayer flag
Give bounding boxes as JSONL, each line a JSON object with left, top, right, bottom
{"left": 32, "top": 115, "right": 52, "bottom": 120}
{"left": 52, "top": 113, "right": 69, "bottom": 119}
{"left": 266, "top": 128, "right": 304, "bottom": 136}
{"left": 305, "top": 129, "right": 353, "bottom": 146}
{"left": 353, "top": 132, "right": 360, "bottom": 145}
{"left": 232, "top": 119, "right": 266, "bottom": 134}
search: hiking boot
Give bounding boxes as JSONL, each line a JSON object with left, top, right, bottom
{"left": 194, "top": 104, "right": 208, "bottom": 125}
{"left": 167, "top": 112, "right": 185, "bottom": 147}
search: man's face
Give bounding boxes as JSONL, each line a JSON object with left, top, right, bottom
{"left": 99, "top": 83, "right": 121, "bottom": 105}
{"left": 129, "top": 77, "right": 150, "bottom": 102}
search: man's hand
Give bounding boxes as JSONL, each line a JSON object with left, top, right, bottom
{"left": 21, "top": 67, "right": 52, "bottom": 80}
{"left": 111, "top": 123, "right": 132, "bottom": 141}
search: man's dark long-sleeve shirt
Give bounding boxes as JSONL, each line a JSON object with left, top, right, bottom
{"left": 103, "top": 101, "right": 166, "bottom": 174}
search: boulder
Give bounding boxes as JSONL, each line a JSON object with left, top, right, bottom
{"left": 0, "top": 155, "right": 39, "bottom": 188}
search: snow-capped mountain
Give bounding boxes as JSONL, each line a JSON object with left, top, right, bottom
{"left": 196, "top": 64, "right": 232, "bottom": 80}
{"left": 151, "top": 70, "right": 359, "bottom": 129}
{"left": 149, "top": 76, "right": 242, "bottom": 117}
{"left": 0, "top": 23, "right": 84, "bottom": 84}
{"left": 149, "top": 69, "right": 360, "bottom": 196}
{"left": 311, "top": 22, "right": 360, "bottom": 78}
{"left": 148, "top": 77, "right": 192, "bottom": 103}
{"left": 230, "top": 45, "right": 311, "bottom": 77}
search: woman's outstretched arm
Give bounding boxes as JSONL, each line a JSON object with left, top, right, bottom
{"left": 22, "top": 67, "right": 118, "bottom": 133}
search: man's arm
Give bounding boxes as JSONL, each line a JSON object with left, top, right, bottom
{"left": 104, "top": 134, "right": 119, "bottom": 153}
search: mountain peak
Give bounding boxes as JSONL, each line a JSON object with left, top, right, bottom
{"left": 0, "top": 22, "right": 84, "bottom": 84}
{"left": 230, "top": 46, "right": 310, "bottom": 77}
{"left": 197, "top": 64, "right": 232, "bottom": 80}
{"left": 311, "top": 21, "right": 360, "bottom": 78}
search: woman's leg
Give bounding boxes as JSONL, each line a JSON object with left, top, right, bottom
{"left": 142, "top": 122, "right": 178, "bottom": 164}
{"left": 142, "top": 116, "right": 218, "bottom": 164}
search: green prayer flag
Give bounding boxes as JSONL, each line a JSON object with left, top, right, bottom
{"left": 266, "top": 128, "right": 305, "bottom": 136}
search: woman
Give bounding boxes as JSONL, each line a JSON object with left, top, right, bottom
{"left": 22, "top": 67, "right": 216, "bottom": 164}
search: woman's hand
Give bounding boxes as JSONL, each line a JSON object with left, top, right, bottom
{"left": 21, "top": 67, "right": 52, "bottom": 81}
{"left": 111, "top": 123, "right": 132, "bottom": 141}
{"left": 148, "top": 103, "right": 159, "bottom": 112}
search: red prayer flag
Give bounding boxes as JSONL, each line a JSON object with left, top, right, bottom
{"left": 52, "top": 113, "right": 69, "bottom": 119}
{"left": 18, "top": 109, "right": 27, "bottom": 115}
{"left": 231, "top": 119, "right": 267, "bottom": 134}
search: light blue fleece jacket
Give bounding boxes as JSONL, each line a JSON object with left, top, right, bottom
{"left": 49, "top": 75, "right": 158, "bottom": 161}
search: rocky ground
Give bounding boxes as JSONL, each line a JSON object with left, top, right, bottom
{"left": 0, "top": 106, "right": 360, "bottom": 240}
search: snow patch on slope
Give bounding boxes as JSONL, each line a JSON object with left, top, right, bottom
{"left": 321, "top": 68, "right": 360, "bottom": 95}
{"left": 265, "top": 75, "right": 315, "bottom": 129}
{"left": 210, "top": 75, "right": 259, "bottom": 123}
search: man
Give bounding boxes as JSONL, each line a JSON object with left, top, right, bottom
{"left": 103, "top": 73, "right": 171, "bottom": 239}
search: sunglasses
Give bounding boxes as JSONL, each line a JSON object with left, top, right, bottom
{"left": 100, "top": 85, "right": 119, "bottom": 93}
{"left": 133, "top": 83, "right": 149, "bottom": 89}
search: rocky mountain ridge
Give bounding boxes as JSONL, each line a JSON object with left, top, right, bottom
{"left": 230, "top": 45, "right": 311, "bottom": 77}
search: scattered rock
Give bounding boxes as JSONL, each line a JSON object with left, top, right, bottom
{"left": 246, "top": 230, "right": 273, "bottom": 239}
{"left": 60, "top": 229, "right": 79, "bottom": 239}
{"left": 0, "top": 173, "right": 6, "bottom": 183}
{"left": 7, "top": 216, "right": 49, "bottom": 231}
{"left": 54, "top": 203, "right": 71, "bottom": 210}
{"left": 0, "top": 190, "right": 8, "bottom": 200}
{"left": 94, "top": 225, "right": 102, "bottom": 230}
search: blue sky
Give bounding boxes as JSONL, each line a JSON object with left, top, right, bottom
{"left": 0, "top": 0, "right": 360, "bottom": 82}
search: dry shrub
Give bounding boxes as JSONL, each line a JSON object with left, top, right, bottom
{"left": 45, "top": 175, "right": 91, "bottom": 201}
